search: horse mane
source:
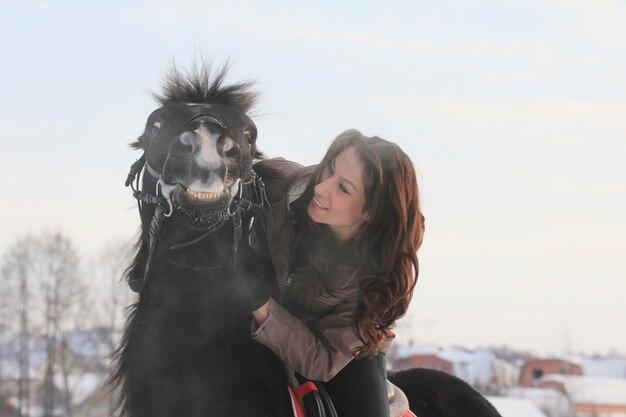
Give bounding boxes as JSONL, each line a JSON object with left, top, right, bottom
{"left": 127, "top": 60, "right": 260, "bottom": 152}
{"left": 151, "top": 59, "right": 259, "bottom": 115}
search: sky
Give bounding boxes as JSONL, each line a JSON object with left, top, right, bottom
{"left": 1, "top": 0, "right": 625, "bottom": 355}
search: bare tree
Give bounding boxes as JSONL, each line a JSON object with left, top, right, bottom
{"left": 91, "top": 241, "right": 133, "bottom": 345}
{"left": 31, "top": 232, "right": 82, "bottom": 417}
{"left": 2, "top": 234, "right": 134, "bottom": 417}
{"left": 1, "top": 236, "right": 39, "bottom": 417}
{"left": 90, "top": 240, "right": 134, "bottom": 416}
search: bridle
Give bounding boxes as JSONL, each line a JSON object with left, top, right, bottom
{"left": 124, "top": 116, "right": 268, "bottom": 293}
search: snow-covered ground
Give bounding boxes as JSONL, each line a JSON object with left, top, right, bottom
{"left": 487, "top": 396, "right": 547, "bottom": 417}
{"left": 505, "top": 387, "right": 570, "bottom": 417}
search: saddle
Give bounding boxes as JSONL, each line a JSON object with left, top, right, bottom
{"left": 288, "top": 379, "right": 416, "bottom": 417}
{"left": 289, "top": 376, "right": 338, "bottom": 417}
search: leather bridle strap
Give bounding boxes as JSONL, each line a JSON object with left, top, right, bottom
{"left": 125, "top": 152, "right": 169, "bottom": 211}
{"left": 125, "top": 153, "right": 146, "bottom": 188}
{"left": 169, "top": 171, "right": 268, "bottom": 252}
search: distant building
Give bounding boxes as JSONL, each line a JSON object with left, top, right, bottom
{"left": 490, "top": 358, "right": 521, "bottom": 393}
{"left": 393, "top": 345, "right": 494, "bottom": 390}
{"left": 539, "top": 375, "right": 626, "bottom": 416}
{"left": 0, "top": 379, "right": 39, "bottom": 416}
{"left": 394, "top": 352, "right": 453, "bottom": 373}
{"left": 0, "top": 395, "right": 20, "bottom": 417}
{"left": 566, "top": 355, "right": 626, "bottom": 379}
{"left": 0, "top": 329, "right": 113, "bottom": 416}
{"left": 519, "top": 359, "right": 582, "bottom": 387}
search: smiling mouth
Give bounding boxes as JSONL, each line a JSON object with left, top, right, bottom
{"left": 312, "top": 197, "right": 328, "bottom": 210}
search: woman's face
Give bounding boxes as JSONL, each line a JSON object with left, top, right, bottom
{"left": 307, "top": 146, "right": 368, "bottom": 242}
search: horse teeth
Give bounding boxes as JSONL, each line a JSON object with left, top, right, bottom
{"left": 187, "top": 189, "right": 226, "bottom": 201}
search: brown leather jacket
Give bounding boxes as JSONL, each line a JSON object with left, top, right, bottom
{"left": 251, "top": 158, "right": 366, "bottom": 382}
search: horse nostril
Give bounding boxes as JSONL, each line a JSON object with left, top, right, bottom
{"left": 223, "top": 138, "right": 234, "bottom": 153}
{"left": 180, "top": 132, "right": 197, "bottom": 149}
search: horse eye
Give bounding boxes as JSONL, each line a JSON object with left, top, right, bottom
{"left": 150, "top": 121, "right": 162, "bottom": 137}
{"left": 243, "top": 130, "right": 252, "bottom": 144}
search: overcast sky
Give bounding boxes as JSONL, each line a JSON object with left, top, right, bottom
{"left": 1, "top": 0, "right": 625, "bottom": 355}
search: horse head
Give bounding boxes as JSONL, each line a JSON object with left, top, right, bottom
{"left": 123, "top": 62, "right": 266, "bottom": 292}
{"left": 142, "top": 106, "right": 256, "bottom": 206}
{"left": 132, "top": 63, "right": 259, "bottom": 215}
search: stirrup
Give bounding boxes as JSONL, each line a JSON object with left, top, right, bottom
{"left": 291, "top": 379, "right": 337, "bottom": 417}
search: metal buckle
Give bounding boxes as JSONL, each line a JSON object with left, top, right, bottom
{"left": 156, "top": 179, "right": 174, "bottom": 217}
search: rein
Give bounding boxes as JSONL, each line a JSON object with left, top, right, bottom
{"left": 124, "top": 153, "right": 269, "bottom": 292}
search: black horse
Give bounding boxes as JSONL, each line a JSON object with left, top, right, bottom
{"left": 111, "top": 61, "right": 501, "bottom": 417}
{"left": 111, "top": 62, "right": 293, "bottom": 417}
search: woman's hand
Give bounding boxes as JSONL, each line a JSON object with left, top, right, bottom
{"left": 252, "top": 300, "right": 270, "bottom": 324}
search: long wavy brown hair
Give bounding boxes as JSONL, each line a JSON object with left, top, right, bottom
{"left": 290, "top": 130, "right": 424, "bottom": 358}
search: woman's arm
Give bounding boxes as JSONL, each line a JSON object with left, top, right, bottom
{"left": 251, "top": 297, "right": 363, "bottom": 382}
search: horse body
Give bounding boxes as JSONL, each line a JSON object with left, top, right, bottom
{"left": 390, "top": 369, "right": 502, "bottom": 417}
{"left": 120, "top": 223, "right": 291, "bottom": 416}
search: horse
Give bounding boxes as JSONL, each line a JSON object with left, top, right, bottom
{"left": 110, "top": 62, "right": 294, "bottom": 417}
{"left": 111, "top": 60, "right": 502, "bottom": 417}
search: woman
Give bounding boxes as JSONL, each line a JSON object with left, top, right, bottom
{"left": 238, "top": 130, "right": 424, "bottom": 417}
